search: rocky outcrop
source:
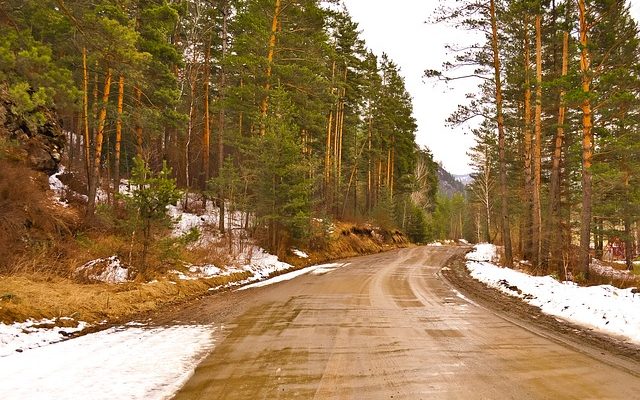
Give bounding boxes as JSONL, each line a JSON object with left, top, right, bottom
{"left": 438, "top": 165, "right": 466, "bottom": 198}
{"left": 0, "top": 87, "right": 65, "bottom": 174}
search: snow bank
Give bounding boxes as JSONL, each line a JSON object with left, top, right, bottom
{"left": 465, "top": 243, "right": 498, "bottom": 263}
{"left": 243, "top": 247, "right": 295, "bottom": 280}
{"left": 170, "top": 264, "right": 245, "bottom": 281}
{"left": 168, "top": 202, "right": 247, "bottom": 240}
{"left": 238, "top": 262, "right": 348, "bottom": 290}
{"left": 0, "top": 318, "right": 88, "bottom": 357}
{"left": 591, "top": 260, "right": 638, "bottom": 283}
{"left": 238, "top": 265, "right": 318, "bottom": 290}
{"left": 76, "top": 256, "right": 129, "bottom": 283}
{"left": 466, "top": 244, "right": 640, "bottom": 344}
{"left": 168, "top": 204, "right": 217, "bottom": 238}
{"left": 292, "top": 249, "right": 309, "bottom": 258}
{"left": 0, "top": 324, "right": 215, "bottom": 400}
{"left": 310, "top": 263, "right": 348, "bottom": 276}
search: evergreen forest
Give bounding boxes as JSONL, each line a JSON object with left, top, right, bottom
{"left": 430, "top": 0, "right": 640, "bottom": 279}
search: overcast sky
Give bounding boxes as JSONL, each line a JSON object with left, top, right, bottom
{"left": 341, "top": 0, "right": 640, "bottom": 176}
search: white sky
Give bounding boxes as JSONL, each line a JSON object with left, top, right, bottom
{"left": 342, "top": 0, "right": 640, "bottom": 176}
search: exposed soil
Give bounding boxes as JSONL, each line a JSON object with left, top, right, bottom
{"left": 440, "top": 252, "right": 640, "bottom": 373}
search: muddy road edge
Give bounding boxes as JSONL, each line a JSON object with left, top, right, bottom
{"left": 439, "top": 250, "right": 640, "bottom": 376}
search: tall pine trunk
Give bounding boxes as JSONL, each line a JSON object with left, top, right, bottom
{"left": 202, "top": 39, "right": 211, "bottom": 190}
{"left": 490, "top": 0, "right": 513, "bottom": 266}
{"left": 578, "top": 0, "right": 593, "bottom": 279}
{"left": 624, "top": 171, "right": 634, "bottom": 271}
{"left": 546, "top": 31, "right": 569, "bottom": 278}
{"left": 218, "top": 1, "right": 229, "bottom": 234}
{"left": 114, "top": 75, "right": 124, "bottom": 198}
{"left": 82, "top": 48, "right": 91, "bottom": 183}
{"left": 523, "top": 15, "right": 533, "bottom": 261}
{"left": 87, "top": 68, "right": 113, "bottom": 216}
{"left": 259, "top": 0, "right": 282, "bottom": 135}
{"left": 134, "top": 86, "right": 143, "bottom": 158}
{"left": 532, "top": 14, "right": 543, "bottom": 268}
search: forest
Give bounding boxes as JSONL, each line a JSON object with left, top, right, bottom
{"left": 3, "top": 0, "right": 639, "bottom": 283}
{"left": 0, "top": 0, "right": 446, "bottom": 275}
{"left": 429, "top": 0, "right": 640, "bottom": 280}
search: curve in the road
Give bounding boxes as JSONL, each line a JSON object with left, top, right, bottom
{"left": 174, "top": 246, "right": 640, "bottom": 399}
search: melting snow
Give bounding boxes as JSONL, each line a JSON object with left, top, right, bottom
{"left": 466, "top": 244, "right": 640, "bottom": 344}
{"left": 0, "top": 318, "right": 89, "bottom": 357}
{"left": 0, "top": 324, "right": 215, "bottom": 400}
{"left": 310, "top": 263, "right": 348, "bottom": 276}
{"left": 239, "top": 263, "right": 349, "bottom": 290}
{"left": 48, "top": 167, "right": 70, "bottom": 207}
{"left": 292, "top": 249, "right": 309, "bottom": 258}
{"left": 76, "top": 256, "right": 129, "bottom": 283}
{"left": 465, "top": 243, "right": 498, "bottom": 263}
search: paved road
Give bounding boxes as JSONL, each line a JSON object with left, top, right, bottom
{"left": 174, "top": 246, "right": 640, "bottom": 399}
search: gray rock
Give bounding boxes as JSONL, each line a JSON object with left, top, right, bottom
{"left": 0, "top": 86, "right": 65, "bottom": 175}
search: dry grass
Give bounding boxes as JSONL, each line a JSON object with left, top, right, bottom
{"left": 0, "top": 271, "right": 250, "bottom": 324}
{"left": 0, "top": 159, "right": 79, "bottom": 274}
{"left": 0, "top": 185, "right": 408, "bottom": 325}
{"left": 284, "top": 222, "right": 410, "bottom": 267}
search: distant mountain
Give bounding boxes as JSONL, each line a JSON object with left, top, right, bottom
{"left": 453, "top": 174, "right": 473, "bottom": 186}
{"left": 438, "top": 166, "right": 466, "bottom": 197}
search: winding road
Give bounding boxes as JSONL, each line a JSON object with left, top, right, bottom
{"left": 173, "top": 246, "right": 640, "bottom": 399}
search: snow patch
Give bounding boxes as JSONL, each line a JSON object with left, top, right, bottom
{"left": 48, "top": 167, "right": 70, "bottom": 207}
{"left": 170, "top": 264, "right": 244, "bottom": 281}
{"left": 310, "top": 263, "right": 348, "bottom": 276}
{"left": 591, "top": 260, "right": 638, "bottom": 283}
{"left": 238, "top": 265, "right": 317, "bottom": 290}
{"left": 292, "top": 249, "right": 309, "bottom": 258}
{"left": 0, "top": 324, "right": 215, "bottom": 400}
{"left": 239, "top": 262, "right": 349, "bottom": 290}
{"left": 76, "top": 256, "right": 129, "bottom": 283}
{"left": 0, "top": 318, "right": 88, "bottom": 357}
{"left": 466, "top": 244, "right": 640, "bottom": 344}
{"left": 465, "top": 243, "right": 498, "bottom": 263}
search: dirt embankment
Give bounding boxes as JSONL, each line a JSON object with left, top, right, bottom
{"left": 0, "top": 224, "right": 409, "bottom": 326}
{"left": 441, "top": 253, "right": 640, "bottom": 370}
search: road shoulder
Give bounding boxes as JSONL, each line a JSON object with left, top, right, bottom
{"left": 440, "top": 252, "right": 640, "bottom": 376}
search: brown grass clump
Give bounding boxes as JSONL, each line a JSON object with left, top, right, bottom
{"left": 0, "top": 158, "right": 79, "bottom": 274}
{"left": 0, "top": 271, "right": 251, "bottom": 324}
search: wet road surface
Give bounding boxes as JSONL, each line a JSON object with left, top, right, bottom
{"left": 174, "top": 246, "right": 640, "bottom": 399}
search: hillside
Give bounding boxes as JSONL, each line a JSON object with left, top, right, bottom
{"left": 437, "top": 165, "right": 466, "bottom": 197}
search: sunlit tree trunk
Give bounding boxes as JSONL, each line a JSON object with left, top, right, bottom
{"left": 114, "top": 75, "right": 124, "bottom": 197}
{"left": 259, "top": 0, "right": 282, "bottom": 135}
{"left": 218, "top": 1, "right": 229, "bottom": 234}
{"left": 490, "top": 0, "right": 513, "bottom": 266}
{"left": 82, "top": 48, "right": 91, "bottom": 184}
{"left": 202, "top": 39, "right": 211, "bottom": 189}
{"left": 87, "top": 68, "right": 112, "bottom": 216}
{"left": 532, "top": 13, "right": 543, "bottom": 268}
{"left": 522, "top": 16, "right": 533, "bottom": 261}
{"left": 366, "top": 112, "right": 373, "bottom": 213}
{"left": 578, "top": 0, "right": 593, "bottom": 279}
{"left": 547, "top": 31, "right": 569, "bottom": 278}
